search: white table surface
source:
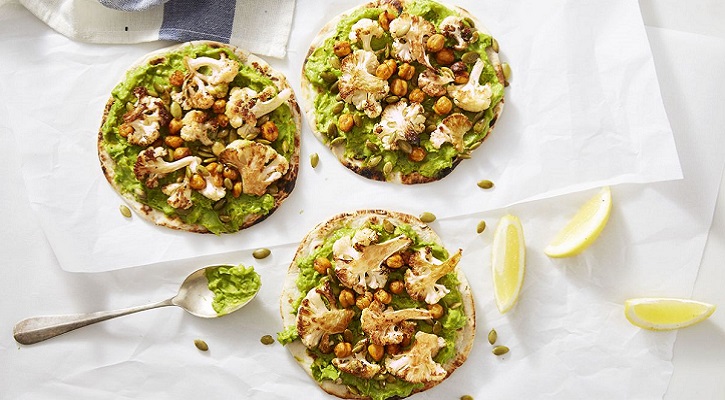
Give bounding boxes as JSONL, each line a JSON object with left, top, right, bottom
{"left": 1, "top": 1, "right": 724, "bottom": 398}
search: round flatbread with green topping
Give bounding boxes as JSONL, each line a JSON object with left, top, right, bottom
{"left": 98, "top": 41, "right": 301, "bottom": 234}
{"left": 279, "top": 210, "right": 475, "bottom": 400}
{"left": 301, "top": 0, "right": 505, "bottom": 184}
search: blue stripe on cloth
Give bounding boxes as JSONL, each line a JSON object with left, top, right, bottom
{"left": 159, "top": 0, "right": 236, "bottom": 43}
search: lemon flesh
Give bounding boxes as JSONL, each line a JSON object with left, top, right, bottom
{"left": 624, "top": 298, "right": 716, "bottom": 331}
{"left": 492, "top": 214, "right": 525, "bottom": 314}
{"left": 544, "top": 186, "right": 612, "bottom": 258}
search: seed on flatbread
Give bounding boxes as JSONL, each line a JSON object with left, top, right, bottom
{"left": 119, "top": 204, "right": 132, "bottom": 218}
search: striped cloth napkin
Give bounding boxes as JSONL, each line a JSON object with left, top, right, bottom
{"left": 11, "top": 0, "right": 296, "bottom": 58}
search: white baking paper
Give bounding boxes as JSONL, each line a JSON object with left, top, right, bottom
{"left": 0, "top": 0, "right": 682, "bottom": 272}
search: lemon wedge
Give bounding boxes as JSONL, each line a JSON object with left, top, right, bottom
{"left": 492, "top": 214, "right": 526, "bottom": 314}
{"left": 544, "top": 186, "right": 612, "bottom": 258}
{"left": 624, "top": 298, "right": 716, "bottom": 331}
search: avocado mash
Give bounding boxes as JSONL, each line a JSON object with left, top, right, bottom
{"left": 206, "top": 264, "right": 261, "bottom": 315}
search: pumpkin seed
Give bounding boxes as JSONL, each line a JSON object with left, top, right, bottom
{"left": 382, "top": 161, "right": 393, "bottom": 175}
{"left": 332, "top": 102, "right": 345, "bottom": 115}
{"left": 194, "top": 339, "right": 209, "bottom": 351}
{"left": 470, "top": 31, "right": 480, "bottom": 44}
{"left": 219, "top": 215, "right": 231, "bottom": 223}
{"left": 170, "top": 102, "right": 182, "bottom": 119}
{"left": 147, "top": 87, "right": 158, "bottom": 97}
{"left": 282, "top": 140, "right": 290, "bottom": 154}
{"left": 365, "top": 141, "right": 379, "bottom": 152}
{"left": 462, "top": 51, "right": 480, "bottom": 64}
{"left": 224, "top": 178, "right": 233, "bottom": 190}
{"left": 321, "top": 71, "right": 337, "bottom": 83}
{"left": 477, "top": 220, "right": 487, "bottom": 234}
{"left": 260, "top": 335, "right": 275, "bottom": 345}
{"left": 257, "top": 139, "right": 272, "bottom": 146}
{"left": 383, "top": 219, "right": 395, "bottom": 234}
{"left": 397, "top": 140, "right": 412, "bottom": 154}
{"left": 330, "top": 81, "right": 340, "bottom": 94}
{"left": 343, "top": 329, "right": 353, "bottom": 343}
{"left": 336, "top": 93, "right": 343, "bottom": 102}
{"left": 327, "top": 123, "right": 338, "bottom": 137}
{"left": 487, "top": 329, "right": 497, "bottom": 345}
{"left": 459, "top": 152, "right": 472, "bottom": 159}
{"left": 310, "top": 153, "right": 319, "bottom": 168}
{"left": 352, "top": 339, "right": 367, "bottom": 354}
{"left": 244, "top": 129, "right": 259, "bottom": 140}
{"left": 119, "top": 204, "right": 132, "bottom": 218}
{"left": 202, "top": 157, "right": 217, "bottom": 164}
{"left": 432, "top": 321, "right": 442, "bottom": 335}
{"left": 419, "top": 212, "right": 436, "bottom": 223}
{"left": 469, "top": 140, "right": 483, "bottom": 151}
{"left": 253, "top": 248, "right": 271, "bottom": 259}
{"left": 268, "top": 184, "right": 279, "bottom": 194}
{"left": 346, "top": 385, "right": 360, "bottom": 395}
{"left": 256, "top": 115, "right": 270, "bottom": 127}
{"left": 367, "top": 155, "right": 382, "bottom": 167}
{"left": 353, "top": 114, "right": 363, "bottom": 127}
{"left": 461, "top": 395, "right": 474, "bottom": 400}
{"left": 196, "top": 165, "right": 210, "bottom": 176}
{"left": 217, "top": 129, "right": 230, "bottom": 139}
{"left": 425, "top": 123, "right": 437, "bottom": 133}
{"left": 449, "top": 302, "right": 462, "bottom": 309}
{"left": 212, "top": 141, "right": 225, "bottom": 156}
{"left": 228, "top": 129, "right": 239, "bottom": 142}
{"left": 330, "top": 136, "right": 346, "bottom": 146}
{"left": 492, "top": 345, "right": 509, "bottom": 356}
{"left": 477, "top": 179, "right": 494, "bottom": 189}
{"left": 384, "top": 95, "right": 399, "bottom": 104}
{"left": 213, "top": 198, "right": 226, "bottom": 210}
{"left": 473, "top": 120, "right": 487, "bottom": 134}
{"left": 374, "top": 374, "right": 387, "bottom": 381}
{"left": 502, "top": 62, "right": 511, "bottom": 81}
{"left": 197, "top": 150, "right": 214, "bottom": 158}
{"left": 464, "top": 17, "right": 475, "bottom": 27}
{"left": 492, "top": 37, "right": 500, "bottom": 53}
{"left": 125, "top": 102, "right": 134, "bottom": 112}
{"left": 329, "top": 56, "right": 341, "bottom": 69}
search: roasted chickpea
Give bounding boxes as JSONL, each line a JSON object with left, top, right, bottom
{"left": 386, "top": 344, "right": 401, "bottom": 356}
{"left": 164, "top": 135, "right": 184, "bottom": 149}
{"left": 168, "top": 118, "right": 183, "bottom": 135}
{"left": 189, "top": 173, "right": 206, "bottom": 190}
{"left": 397, "top": 62, "right": 416, "bottom": 80}
{"left": 378, "top": 10, "right": 394, "bottom": 31}
{"left": 334, "top": 41, "right": 352, "bottom": 57}
{"left": 454, "top": 71, "right": 470, "bottom": 84}
{"left": 223, "top": 166, "right": 239, "bottom": 181}
{"left": 433, "top": 96, "right": 453, "bottom": 115}
{"left": 118, "top": 123, "right": 133, "bottom": 138}
{"left": 408, "top": 88, "right": 426, "bottom": 103}
{"left": 426, "top": 33, "right": 446, "bottom": 53}
{"left": 334, "top": 342, "right": 353, "bottom": 358}
{"left": 338, "top": 113, "right": 355, "bottom": 133}
{"left": 368, "top": 343, "right": 385, "bottom": 361}
{"left": 232, "top": 181, "right": 242, "bottom": 198}
{"left": 356, "top": 291, "right": 373, "bottom": 309}
{"left": 169, "top": 70, "right": 185, "bottom": 86}
{"left": 173, "top": 147, "right": 192, "bottom": 160}
{"left": 389, "top": 280, "right": 405, "bottom": 295}
{"left": 261, "top": 120, "right": 279, "bottom": 142}
{"left": 313, "top": 257, "right": 332, "bottom": 275}
{"left": 339, "top": 289, "right": 356, "bottom": 308}
{"left": 376, "top": 62, "right": 395, "bottom": 80}
{"left": 435, "top": 48, "right": 456, "bottom": 66}
{"left": 428, "top": 303, "right": 445, "bottom": 319}
{"left": 408, "top": 146, "right": 427, "bottom": 162}
{"left": 216, "top": 113, "right": 230, "bottom": 128}
{"left": 386, "top": 253, "right": 405, "bottom": 269}
{"left": 390, "top": 78, "right": 408, "bottom": 97}
{"left": 212, "top": 99, "right": 227, "bottom": 114}
{"left": 374, "top": 289, "right": 392, "bottom": 305}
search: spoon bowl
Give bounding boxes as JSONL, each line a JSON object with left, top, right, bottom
{"left": 13, "top": 264, "right": 261, "bottom": 345}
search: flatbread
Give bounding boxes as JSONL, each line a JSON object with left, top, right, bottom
{"left": 280, "top": 209, "right": 476, "bottom": 399}
{"left": 98, "top": 41, "right": 301, "bottom": 234}
{"left": 300, "top": 0, "right": 505, "bottom": 184}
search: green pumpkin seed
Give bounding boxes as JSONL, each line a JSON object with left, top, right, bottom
{"left": 253, "top": 248, "right": 271, "bottom": 259}
{"left": 382, "top": 161, "right": 393, "bottom": 175}
{"left": 461, "top": 395, "right": 474, "bottom": 400}
{"left": 470, "top": 31, "right": 480, "bottom": 44}
{"left": 170, "top": 102, "right": 182, "bottom": 119}
{"left": 212, "top": 141, "right": 225, "bottom": 156}
{"left": 282, "top": 140, "right": 290, "bottom": 154}
{"left": 260, "top": 335, "right": 275, "bottom": 345}
{"left": 327, "top": 123, "right": 338, "bottom": 137}
{"left": 365, "top": 141, "right": 379, "bottom": 152}
{"left": 267, "top": 184, "right": 279, "bottom": 195}
{"left": 492, "top": 37, "right": 500, "bottom": 53}
{"left": 502, "top": 62, "right": 511, "bottom": 82}
{"left": 449, "top": 302, "right": 462, "bottom": 309}
{"left": 397, "top": 140, "right": 412, "bottom": 154}
{"left": 374, "top": 373, "right": 387, "bottom": 381}
{"left": 459, "top": 152, "right": 472, "bottom": 159}
{"left": 343, "top": 329, "right": 354, "bottom": 343}
{"left": 477, "top": 179, "right": 494, "bottom": 189}
{"left": 367, "top": 155, "right": 382, "bottom": 167}
{"left": 487, "top": 329, "right": 497, "bottom": 345}
{"left": 321, "top": 71, "right": 337, "bottom": 83}
{"left": 202, "top": 157, "right": 217, "bottom": 164}
{"left": 492, "top": 345, "right": 509, "bottom": 356}
{"left": 310, "top": 153, "right": 319, "bottom": 168}
{"left": 425, "top": 123, "right": 437, "bottom": 133}
{"left": 419, "top": 212, "right": 436, "bottom": 223}
{"left": 257, "top": 139, "right": 272, "bottom": 146}
{"left": 197, "top": 149, "right": 214, "bottom": 158}
{"left": 383, "top": 219, "right": 395, "bottom": 234}
{"left": 353, "top": 113, "right": 363, "bottom": 127}
{"left": 332, "top": 102, "right": 345, "bottom": 115}
{"left": 384, "top": 95, "right": 399, "bottom": 104}
{"left": 461, "top": 51, "right": 480, "bottom": 64}
{"left": 244, "top": 129, "right": 259, "bottom": 140}
{"left": 352, "top": 339, "right": 367, "bottom": 354}
{"left": 432, "top": 321, "right": 442, "bottom": 335}
{"left": 196, "top": 165, "right": 210, "bottom": 176}
{"left": 224, "top": 177, "right": 233, "bottom": 190}
{"left": 119, "top": 204, "right": 132, "bottom": 218}
{"left": 469, "top": 140, "right": 483, "bottom": 151}
{"left": 228, "top": 129, "right": 239, "bottom": 142}
{"left": 330, "top": 81, "right": 340, "bottom": 94}
{"left": 217, "top": 129, "right": 230, "bottom": 139}
{"left": 194, "top": 339, "right": 209, "bottom": 351}
{"left": 330, "top": 136, "right": 346, "bottom": 146}
{"left": 147, "top": 87, "right": 158, "bottom": 97}
{"left": 219, "top": 215, "right": 231, "bottom": 223}
{"left": 477, "top": 220, "right": 487, "bottom": 234}
{"left": 213, "top": 198, "right": 226, "bottom": 211}
{"left": 329, "top": 56, "right": 341, "bottom": 69}
{"left": 125, "top": 102, "right": 134, "bottom": 112}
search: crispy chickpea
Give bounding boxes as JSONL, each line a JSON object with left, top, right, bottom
{"left": 368, "top": 343, "right": 385, "bottom": 361}
{"left": 334, "top": 342, "right": 353, "bottom": 358}
{"left": 333, "top": 41, "right": 352, "bottom": 57}
{"left": 338, "top": 113, "right": 354, "bottom": 133}
{"left": 397, "top": 63, "right": 415, "bottom": 80}
{"left": 454, "top": 71, "right": 470, "bottom": 84}
{"left": 400, "top": 335, "right": 412, "bottom": 347}
{"left": 374, "top": 289, "right": 392, "bottom": 305}
{"left": 435, "top": 48, "right": 456, "bottom": 66}
{"left": 389, "top": 280, "right": 405, "bottom": 295}
{"left": 356, "top": 291, "right": 373, "bottom": 309}
{"left": 426, "top": 33, "right": 446, "bottom": 53}
{"left": 211, "top": 171, "right": 223, "bottom": 188}
{"left": 118, "top": 123, "right": 133, "bottom": 138}
{"left": 433, "top": 96, "right": 453, "bottom": 115}
{"left": 261, "top": 120, "right": 279, "bottom": 142}
{"left": 232, "top": 181, "right": 242, "bottom": 198}
{"left": 386, "top": 253, "right": 405, "bottom": 269}
{"left": 189, "top": 174, "right": 206, "bottom": 190}
{"left": 428, "top": 303, "right": 445, "bottom": 319}
{"left": 168, "top": 118, "right": 183, "bottom": 135}
{"left": 386, "top": 344, "right": 401, "bottom": 356}
{"left": 408, "top": 146, "right": 427, "bottom": 162}
{"left": 408, "top": 88, "right": 426, "bottom": 103}
{"left": 313, "top": 257, "right": 332, "bottom": 275}
{"left": 383, "top": 59, "right": 397, "bottom": 76}
{"left": 375, "top": 62, "right": 395, "bottom": 81}
{"left": 212, "top": 99, "right": 226, "bottom": 114}
{"left": 339, "top": 289, "right": 356, "bottom": 308}
{"left": 164, "top": 135, "right": 184, "bottom": 149}
{"left": 390, "top": 79, "right": 408, "bottom": 97}
{"left": 378, "top": 10, "right": 394, "bottom": 31}
{"left": 169, "top": 70, "right": 185, "bottom": 86}
{"left": 223, "top": 166, "right": 239, "bottom": 181}
{"left": 216, "top": 113, "right": 230, "bottom": 128}
{"left": 173, "top": 147, "right": 192, "bottom": 160}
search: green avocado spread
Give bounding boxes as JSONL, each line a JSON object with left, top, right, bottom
{"left": 278, "top": 216, "right": 469, "bottom": 400}
{"left": 303, "top": 0, "right": 505, "bottom": 180}
{"left": 101, "top": 43, "right": 296, "bottom": 234}
{"left": 206, "top": 264, "right": 261, "bottom": 315}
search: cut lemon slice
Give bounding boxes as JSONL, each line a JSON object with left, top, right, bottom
{"left": 544, "top": 186, "right": 612, "bottom": 258}
{"left": 492, "top": 214, "right": 525, "bottom": 314}
{"left": 624, "top": 298, "right": 716, "bottom": 331}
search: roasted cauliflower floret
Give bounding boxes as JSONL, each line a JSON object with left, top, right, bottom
{"left": 333, "top": 235, "right": 412, "bottom": 294}
{"left": 405, "top": 248, "right": 462, "bottom": 304}
{"left": 338, "top": 50, "right": 390, "bottom": 118}
{"left": 133, "top": 146, "right": 200, "bottom": 188}
{"left": 225, "top": 86, "right": 291, "bottom": 128}
{"left": 121, "top": 87, "right": 171, "bottom": 147}
{"left": 429, "top": 113, "right": 473, "bottom": 152}
{"left": 352, "top": 227, "right": 380, "bottom": 250}
{"left": 173, "top": 54, "right": 239, "bottom": 110}
{"left": 219, "top": 139, "right": 289, "bottom": 196}
{"left": 417, "top": 68, "right": 455, "bottom": 97}
{"left": 389, "top": 13, "right": 436, "bottom": 68}
{"left": 161, "top": 179, "right": 193, "bottom": 209}
{"left": 180, "top": 110, "right": 217, "bottom": 146}
{"left": 332, "top": 348, "right": 382, "bottom": 379}
{"left": 349, "top": 18, "right": 384, "bottom": 52}
{"left": 447, "top": 59, "right": 493, "bottom": 112}
{"left": 439, "top": 16, "right": 476, "bottom": 51}
{"left": 360, "top": 300, "right": 432, "bottom": 346}
{"left": 296, "top": 282, "right": 355, "bottom": 348}
{"left": 373, "top": 101, "right": 426, "bottom": 150}
{"left": 385, "top": 331, "right": 447, "bottom": 383}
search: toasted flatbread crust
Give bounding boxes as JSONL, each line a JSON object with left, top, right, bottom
{"left": 280, "top": 209, "right": 476, "bottom": 399}
{"left": 98, "top": 41, "right": 301, "bottom": 233}
{"left": 300, "top": 0, "right": 505, "bottom": 184}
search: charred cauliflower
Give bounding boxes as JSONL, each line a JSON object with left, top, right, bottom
{"left": 121, "top": 87, "right": 171, "bottom": 147}
{"left": 447, "top": 59, "right": 493, "bottom": 112}
{"left": 373, "top": 101, "right": 426, "bottom": 150}
{"left": 296, "top": 282, "right": 355, "bottom": 348}
{"left": 360, "top": 300, "right": 433, "bottom": 346}
{"left": 338, "top": 50, "right": 390, "bottom": 118}
{"left": 333, "top": 235, "right": 412, "bottom": 294}
{"left": 133, "top": 146, "right": 200, "bottom": 188}
{"left": 429, "top": 113, "right": 473, "bottom": 152}
{"left": 219, "top": 139, "right": 289, "bottom": 196}
{"left": 405, "top": 248, "right": 463, "bottom": 304}
{"left": 225, "top": 86, "right": 292, "bottom": 129}
{"left": 174, "top": 54, "right": 239, "bottom": 110}
{"left": 385, "top": 331, "right": 447, "bottom": 383}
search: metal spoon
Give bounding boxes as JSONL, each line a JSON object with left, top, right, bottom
{"left": 13, "top": 265, "right": 260, "bottom": 345}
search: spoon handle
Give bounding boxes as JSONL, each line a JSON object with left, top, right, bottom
{"left": 13, "top": 298, "right": 175, "bottom": 345}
